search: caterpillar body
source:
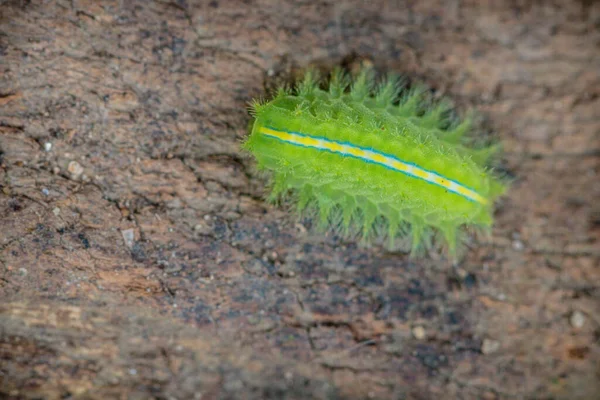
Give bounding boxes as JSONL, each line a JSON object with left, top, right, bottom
{"left": 244, "top": 68, "right": 506, "bottom": 257}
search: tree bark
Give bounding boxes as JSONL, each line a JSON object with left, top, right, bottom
{"left": 1, "top": 1, "right": 598, "bottom": 399}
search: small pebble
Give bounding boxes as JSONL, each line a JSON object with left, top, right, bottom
{"left": 41, "top": 188, "right": 50, "bottom": 196}
{"left": 512, "top": 240, "right": 524, "bottom": 251}
{"left": 52, "top": 207, "right": 61, "bottom": 216}
{"left": 412, "top": 326, "right": 426, "bottom": 340}
{"left": 121, "top": 228, "right": 135, "bottom": 249}
{"left": 194, "top": 223, "right": 212, "bottom": 235}
{"left": 223, "top": 211, "right": 241, "bottom": 220}
{"left": 481, "top": 338, "right": 500, "bottom": 354}
{"left": 570, "top": 311, "right": 585, "bottom": 329}
{"left": 44, "top": 142, "right": 52, "bottom": 152}
{"left": 67, "top": 161, "right": 84, "bottom": 179}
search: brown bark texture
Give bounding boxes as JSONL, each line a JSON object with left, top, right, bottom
{"left": 0, "top": 1, "right": 599, "bottom": 399}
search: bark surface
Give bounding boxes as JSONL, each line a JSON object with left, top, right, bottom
{"left": 1, "top": 1, "right": 599, "bottom": 399}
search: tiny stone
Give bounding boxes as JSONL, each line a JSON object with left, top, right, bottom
{"left": 41, "top": 188, "right": 50, "bottom": 196}
{"left": 481, "top": 338, "right": 500, "bottom": 354}
{"left": 295, "top": 223, "right": 307, "bottom": 233}
{"left": 223, "top": 211, "right": 241, "bottom": 220}
{"left": 194, "top": 223, "right": 212, "bottom": 235}
{"left": 52, "top": 207, "right": 61, "bottom": 216}
{"left": 67, "top": 161, "right": 84, "bottom": 179}
{"left": 412, "top": 326, "right": 426, "bottom": 340}
{"left": 512, "top": 240, "right": 524, "bottom": 251}
{"left": 121, "top": 228, "right": 135, "bottom": 249}
{"left": 44, "top": 142, "right": 52, "bottom": 152}
{"left": 570, "top": 311, "right": 585, "bottom": 329}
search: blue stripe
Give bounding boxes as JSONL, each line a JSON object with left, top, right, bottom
{"left": 262, "top": 125, "right": 483, "bottom": 204}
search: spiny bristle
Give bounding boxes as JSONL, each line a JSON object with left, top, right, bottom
{"left": 443, "top": 114, "right": 473, "bottom": 144}
{"left": 374, "top": 74, "right": 404, "bottom": 107}
{"left": 248, "top": 98, "right": 264, "bottom": 116}
{"left": 328, "top": 67, "right": 351, "bottom": 98}
{"left": 419, "top": 98, "right": 453, "bottom": 130}
{"left": 395, "top": 83, "right": 427, "bottom": 117}
{"left": 350, "top": 68, "right": 375, "bottom": 101}
{"left": 275, "top": 85, "right": 293, "bottom": 98}
{"left": 469, "top": 143, "right": 501, "bottom": 166}
{"left": 297, "top": 69, "right": 320, "bottom": 97}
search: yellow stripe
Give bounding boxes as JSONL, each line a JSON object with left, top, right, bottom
{"left": 258, "top": 126, "right": 487, "bottom": 205}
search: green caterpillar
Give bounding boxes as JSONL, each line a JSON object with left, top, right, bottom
{"left": 244, "top": 68, "right": 507, "bottom": 257}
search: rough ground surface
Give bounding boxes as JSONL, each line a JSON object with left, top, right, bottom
{"left": 1, "top": 1, "right": 599, "bottom": 399}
